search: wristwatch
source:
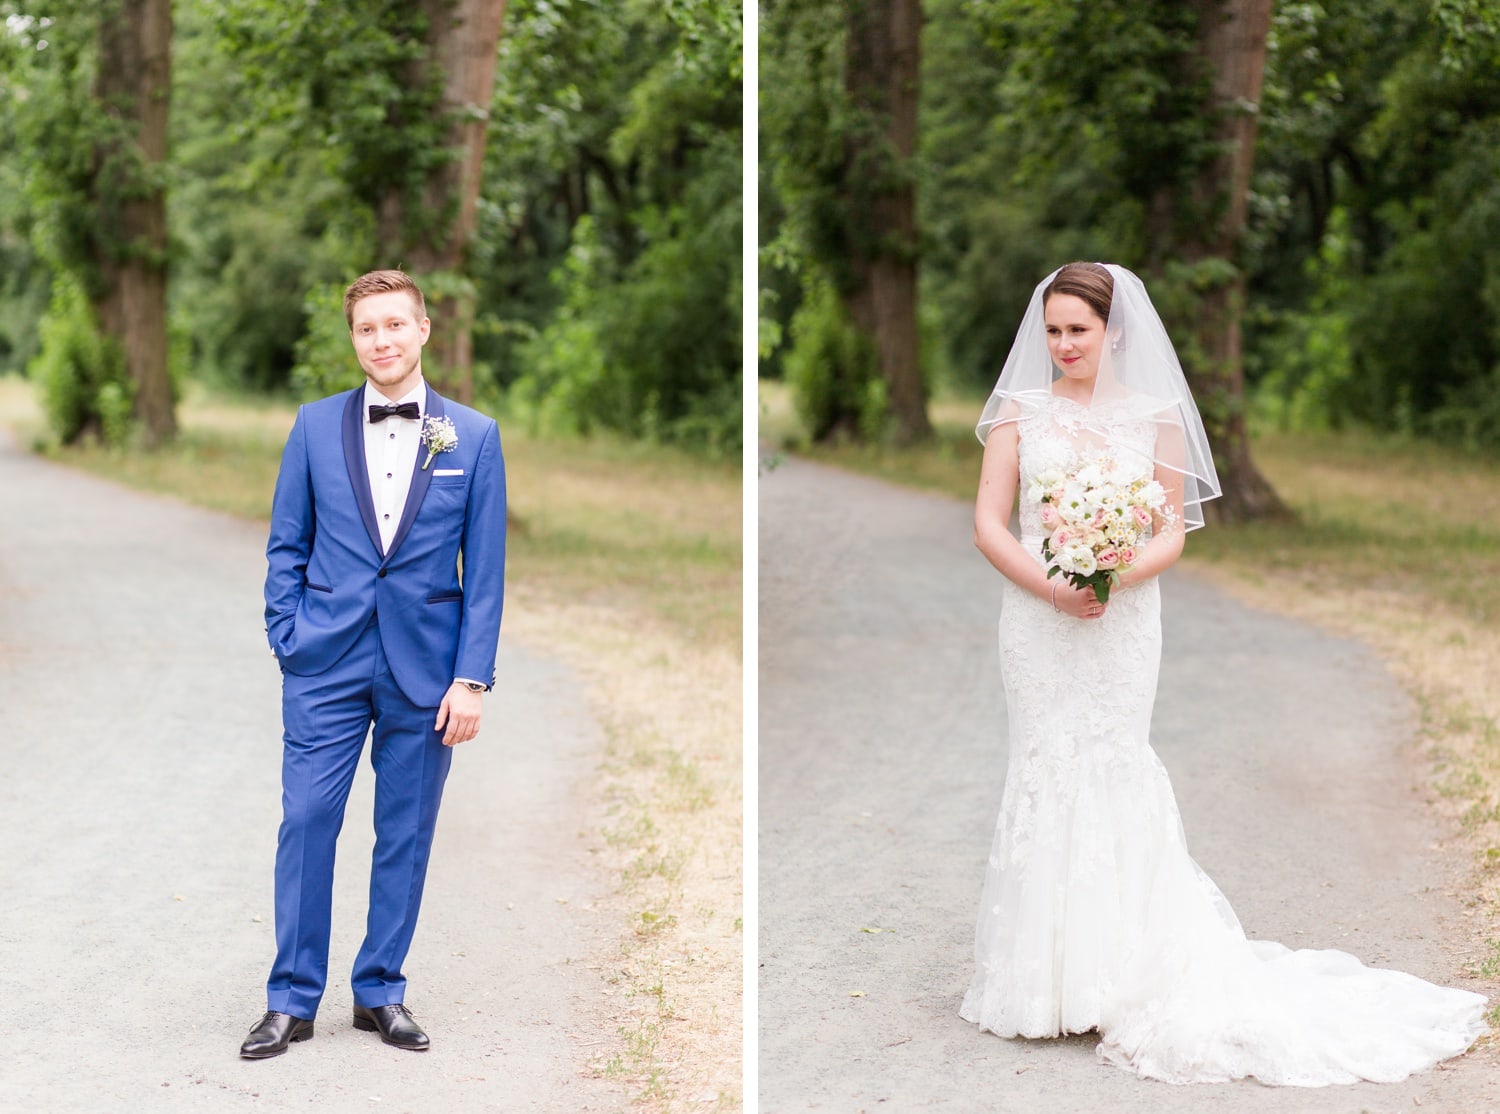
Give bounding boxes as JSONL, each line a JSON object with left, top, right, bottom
{"left": 461, "top": 681, "right": 488, "bottom": 693}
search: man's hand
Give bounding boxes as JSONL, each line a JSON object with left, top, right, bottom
{"left": 434, "top": 683, "right": 483, "bottom": 746}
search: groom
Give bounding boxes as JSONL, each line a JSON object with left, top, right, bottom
{"left": 240, "top": 270, "right": 507, "bottom": 1059}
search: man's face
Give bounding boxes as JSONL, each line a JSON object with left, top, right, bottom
{"left": 349, "top": 290, "right": 430, "bottom": 397}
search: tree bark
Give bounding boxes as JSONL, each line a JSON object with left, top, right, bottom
{"left": 92, "top": 0, "right": 175, "bottom": 446}
{"left": 378, "top": 0, "right": 507, "bottom": 403}
{"left": 1180, "top": 0, "right": 1287, "bottom": 522}
{"left": 843, "top": 0, "right": 931, "bottom": 444}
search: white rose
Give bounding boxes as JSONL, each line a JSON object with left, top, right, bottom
{"left": 1026, "top": 480, "right": 1045, "bottom": 505}
{"left": 1058, "top": 483, "right": 1089, "bottom": 523}
{"left": 1060, "top": 542, "right": 1098, "bottom": 577}
{"left": 1036, "top": 468, "right": 1066, "bottom": 490}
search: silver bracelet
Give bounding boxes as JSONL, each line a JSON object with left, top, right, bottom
{"left": 1051, "top": 581, "right": 1060, "bottom": 612}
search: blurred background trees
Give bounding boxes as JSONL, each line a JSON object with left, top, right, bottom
{"left": 0, "top": 0, "right": 742, "bottom": 454}
{"left": 761, "top": 0, "right": 1500, "bottom": 518}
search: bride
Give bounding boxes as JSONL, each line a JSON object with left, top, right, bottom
{"left": 959, "top": 261, "right": 1488, "bottom": 1085}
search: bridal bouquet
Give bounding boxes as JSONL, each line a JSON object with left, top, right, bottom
{"left": 1035, "top": 458, "right": 1173, "bottom": 603}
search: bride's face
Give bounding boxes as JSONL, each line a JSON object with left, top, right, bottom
{"left": 1044, "top": 294, "right": 1107, "bottom": 385}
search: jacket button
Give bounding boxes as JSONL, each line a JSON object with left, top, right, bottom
{"left": 377, "top": 568, "right": 388, "bottom": 578}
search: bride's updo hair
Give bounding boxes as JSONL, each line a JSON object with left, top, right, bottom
{"left": 1042, "top": 262, "right": 1114, "bottom": 323}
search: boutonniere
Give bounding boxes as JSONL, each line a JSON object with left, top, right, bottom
{"left": 420, "top": 415, "right": 459, "bottom": 470}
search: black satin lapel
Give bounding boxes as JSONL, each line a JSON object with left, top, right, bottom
{"left": 386, "top": 389, "right": 443, "bottom": 560}
{"left": 342, "top": 388, "right": 384, "bottom": 557}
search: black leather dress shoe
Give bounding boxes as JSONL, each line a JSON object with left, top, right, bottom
{"left": 352, "top": 1003, "right": 430, "bottom": 1050}
{"left": 239, "top": 1010, "right": 314, "bottom": 1059}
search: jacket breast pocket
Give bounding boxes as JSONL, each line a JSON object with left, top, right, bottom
{"left": 418, "top": 480, "right": 468, "bottom": 526}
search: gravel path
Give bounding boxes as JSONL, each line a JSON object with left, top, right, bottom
{"left": 758, "top": 455, "right": 1497, "bottom": 1113}
{"left": 0, "top": 430, "right": 629, "bottom": 1111}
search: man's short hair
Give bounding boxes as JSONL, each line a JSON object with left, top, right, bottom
{"left": 343, "top": 270, "right": 427, "bottom": 328}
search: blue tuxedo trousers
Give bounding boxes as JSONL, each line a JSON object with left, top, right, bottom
{"left": 267, "top": 616, "right": 452, "bottom": 1018}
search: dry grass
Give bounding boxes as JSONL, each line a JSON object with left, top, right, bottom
{"left": 0, "top": 375, "right": 744, "bottom": 1108}
{"left": 503, "top": 596, "right": 741, "bottom": 1110}
{"left": 763, "top": 377, "right": 1500, "bottom": 1009}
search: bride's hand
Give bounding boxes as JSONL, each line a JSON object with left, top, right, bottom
{"left": 1052, "top": 580, "right": 1107, "bottom": 621}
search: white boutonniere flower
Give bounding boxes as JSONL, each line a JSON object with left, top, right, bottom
{"left": 420, "top": 415, "right": 459, "bottom": 470}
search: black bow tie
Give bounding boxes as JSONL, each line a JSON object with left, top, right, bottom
{"left": 369, "top": 401, "right": 420, "bottom": 423}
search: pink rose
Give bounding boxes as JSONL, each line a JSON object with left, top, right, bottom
{"left": 1052, "top": 528, "right": 1073, "bottom": 549}
{"left": 1132, "top": 505, "right": 1153, "bottom": 529}
{"left": 1039, "top": 503, "right": 1062, "bottom": 530}
{"left": 1096, "top": 546, "right": 1120, "bottom": 570}
{"left": 1118, "top": 545, "right": 1139, "bottom": 568}
{"left": 1049, "top": 487, "right": 1065, "bottom": 505}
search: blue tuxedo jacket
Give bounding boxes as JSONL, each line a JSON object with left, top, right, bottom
{"left": 263, "top": 386, "right": 507, "bottom": 708}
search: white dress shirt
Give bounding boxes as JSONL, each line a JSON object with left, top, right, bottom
{"left": 363, "top": 380, "right": 426, "bottom": 554}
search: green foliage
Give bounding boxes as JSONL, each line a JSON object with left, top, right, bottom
{"left": 0, "top": 237, "right": 48, "bottom": 378}
{"left": 514, "top": 195, "right": 740, "bottom": 455}
{"left": 783, "top": 277, "right": 885, "bottom": 443}
{"left": 792, "top": 0, "right": 1500, "bottom": 456}
{"left": 508, "top": 217, "right": 610, "bottom": 433}
{"left": 30, "top": 276, "right": 133, "bottom": 446}
{"left": 494, "top": 0, "right": 742, "bottom": 454}
{"left": 760, "top": 0, "right": 867, "bottom": 297}
{"left": 964, "top": 0, "right": 1211, "bottom": 217}
{"left": 213, "top": 0, "right": 452, "bottom": 249}
{"left": 1246, "top": 1, "right": 1500, "bottom": 449}
{"left": 289, "top": 283, "right": 365, "bottom": 401}
{"left": 762, "top": 0, "right": 934, "bottom": 445}
{"left": 2, "top": 1, "right": 167, "bottom": 293}
{"left": 1251, "top": 209, "right": 1358, "bottom": 432}
{"left": 0, "top": 0, "right": 740, "bottom": 453}
{"left": 899, "top": 0, "right": 1211, "bottom": 393}
{"left": 1427, "top": 368, "right": 1500, "bottom": 451}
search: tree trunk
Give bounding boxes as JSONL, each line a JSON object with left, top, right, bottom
{"left": 93, "top": 0, "right": 175, "bottom": 447}
{"left": 381, "top": 0, "right": 507, "bottom": 403}
{"left": 1182, "top": 0, "right": 1287, "bottom": 522}
{"left": 843, "top": 0, "right": 931, "bottom": 444}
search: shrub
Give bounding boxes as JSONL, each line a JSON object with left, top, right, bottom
{"left": 783, "top": 277, "right": 884, "bottom": 442}
{"left": 289, "top": 282, "right": 364, "bottom": 401}
{"left": 29, "top": 276, "right": 133, "bottom": 447}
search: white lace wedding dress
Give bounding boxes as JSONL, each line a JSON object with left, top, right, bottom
{"left": 959, "top": 396, "right": 1488, "bottom": 1085}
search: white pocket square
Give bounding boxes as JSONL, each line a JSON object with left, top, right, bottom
{"left": 433, "top": 468, "right": 465, "bottom": 477}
